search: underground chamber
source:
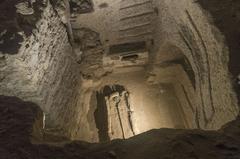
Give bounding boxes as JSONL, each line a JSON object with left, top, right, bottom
{"left": 1, "top": 0, "right": 240, "bottom": 158}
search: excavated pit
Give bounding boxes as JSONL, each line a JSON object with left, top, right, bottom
{"left": 0, "top": 0, "right": 240, "bottom": 158}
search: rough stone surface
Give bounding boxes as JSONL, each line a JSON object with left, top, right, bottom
{"left": 51, "top": 0, "right": 71, "bottom": 24}
{"left": 70, "top": 0, "right": 94, "bottom": 14}
{"left": 0, "top": 0, "right": 46, "bottom": 54}
{"left": 0, "top": 1, "right": 81, "bottom": 137}
{"left": 151, "top": 0, "right": 239, "bottom": 130}
{"left": 74, "top": 27, "right": 107, "bottom": 79}
{"left": 71, "top": 0, "right": 155, "bottom": 50}
{"left": 197, "top": 0, "right": 240, "bottom": 104}
{"left": 0, "top": 95, "right": 43, "bottom": 147}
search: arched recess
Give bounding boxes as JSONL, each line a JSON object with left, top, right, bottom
{"left": 150, "top": 42, "right": 198, "bottom": 129}
{"left": 152, "top": 0, "right": 239, "bottom": 130}
{"left": 152, "top": 36, "right": 239, "bottom": 129}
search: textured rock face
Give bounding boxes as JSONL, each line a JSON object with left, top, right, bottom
{"left": 0, "top": 4, "right": 106, "bottom": 141}
{"left": 197, "top": 0, "right": 240, "bottom": 104}
{"left": 0, "top": 96, "right": 43, "bottom": 147}
{"left": 51, "top": 0, "right": 71, "bottom": 25}
{"left": 151, "top": 0, "right": 239, "bottom": 130}
{"left": 73, "top": 27, "right": 106, "bottom": 79}
{"left": 71, "top": 0, "right": 155, "bottom": 49}
{"left": 0, "top": 0, "right": 46, "bottom": 54}
{"left": 0, "top": 1, "right": 81, "bottom": 137}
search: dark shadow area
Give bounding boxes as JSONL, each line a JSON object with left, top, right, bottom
{"left": 69, "top": 0, "right": 94, "bottom": 14}
{"left": 121, "top": 54, "right": 139, "bottom": 62}
{"left": 0, "top": 95, "right": 42, "bottom": 158}
{"left": 99, "top": 2, "right": 108, "bottom": 9}
{"left": 94, "top": 85, "right": 126, "bottom": 142}
{"left": 109, "top": 41, "right": 146, "bottom": 55}
{"left": 94, "top": 91, "right": 110, "bottom": 142}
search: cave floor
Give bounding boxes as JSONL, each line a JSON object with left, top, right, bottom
{"left": 38, "top": 127, "right": 240, "bottom": 159}
{"left": 3, "top": 126, "right": 240, "bottom": 159}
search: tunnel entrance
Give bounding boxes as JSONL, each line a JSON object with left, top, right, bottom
{"left": 94, "top": 85, "right": 135, "bottom": 142}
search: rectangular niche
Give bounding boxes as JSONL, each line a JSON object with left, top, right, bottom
{"left": 103, "top": 41, "right": 149, "bottom": 68}
{"left": 109, "top": 41, "right": 147, "bottom": 55}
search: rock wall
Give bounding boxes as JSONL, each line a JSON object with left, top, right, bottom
{"left": 71, "top": 81, "right": 99, "bottom": 142}
{"left": 197, "top": 0, "right": 240, "bottom": 104}
{"left": 0, "top": 1, "right": 81, "bottom": 137}
{"left": 152, "top": 0, "right": 239, "bottom": 129}
{"left": 0, "top": 0, "right": 46, "bottom": 54}
{"left": 0, "top": 95, "right": 43, "bottom": 151}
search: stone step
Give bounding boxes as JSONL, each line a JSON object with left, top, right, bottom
{"left": 120, "top": 4, "right": 153, "bottom": 20}
{"left": 116, "top": 0, "right": 154, "bottom": 48}
{"left": 119, "top": 31, "right": 152, "bottom": 38}
{"left": 120, "top": 0, "right": 152, "bottom": 9}
{"left": 119, "top": 14, "right": 153, "bottom": 30}
{"left": 119, "top": 25, "right": 153, "bottom": 37}
{"left": 120, "top": 10, "right": 154, "bottom": 21}
{"left": 117, "top": 32, "right": 152, "bottom": 44}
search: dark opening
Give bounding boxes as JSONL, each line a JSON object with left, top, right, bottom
{"left": 121, "top": 54, "right": 139, "bottom": 61}
{"left": 69, "top": 0, "right": 94, "bottom": 14}
{"left": 94, "top": 85, "right": 126, "bottom": 142}
{"left": 109, "top": 41, "right": 146, "bottom": 55}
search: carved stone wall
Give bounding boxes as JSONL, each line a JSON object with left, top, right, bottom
{"left": 0, "top": 1, "right": 81, "bottom": 137}
{"left": 0, "top": 0, "right": 46, "bottom": 54}
{"left": 152, "top": 0, "right": 239, "bottom": 129}
{"left": 196, "top": 0, "right": 240, "bottom": 100}
{"left": 73, "top": 27, "right": 107, "bottom": 79}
